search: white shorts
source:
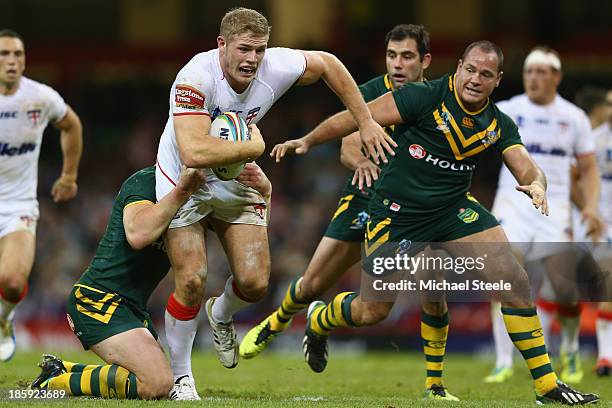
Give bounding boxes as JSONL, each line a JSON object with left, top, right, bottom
{"left": 0, "top": 200, "right": 39, "bottom": 239}
{"left": 492, "top": 191, "right": 571, "bottom": 261}
{"left": 156, "top": 165, "right": 267, "bottom": 229}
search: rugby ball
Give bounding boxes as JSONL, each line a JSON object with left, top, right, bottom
{"left": 209, "top": 112, "right": 251, "bottom": 180}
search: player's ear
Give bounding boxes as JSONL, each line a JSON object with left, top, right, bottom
{"left": 217, "top": 36, "right": 226, "bottom": 51}
{"left": 421, "top": 53, "right": 432, "bottom": 70}
{"left": 456, "top": 59, "right": 463, "bottom": 73}
{"left": 496, "top": 71, "right": 503, "bottom": 87}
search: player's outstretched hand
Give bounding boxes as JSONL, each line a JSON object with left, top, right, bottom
{"left": 236, "top": 162, "right": 272, "bottom": 197}
{"left": 270, "top": 138, "right": 309, "bottom": 163}
{"left": 351, "top": 158, "right": 380, "bottom": 190}
{"left": 51, "top": 175, "right": 78, "bottom": 203}
{"left": 177, "top": 166, "right": 206, "bottom": 196}
{"left": 516, "top": 182, "right": 549, "bottom": 216}
{"left": 248, "top": 124, "right": 266, "bottom": 159}
{"left": 580, "top": 207, "right": 604, "bottom": 242}
{"left": 358, "top": 119, "right": 396, "bottom": 165}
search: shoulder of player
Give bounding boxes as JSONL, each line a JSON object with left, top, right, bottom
{"left": 19, "top": 76, "right": 62, "bottom": 99}
{"left": 119, "top": 167, "right": 156, "bottom": 202}
{"left": 258, "top": 47, "right": 305, "bottom": 74}
{"left": 175, "top": 50, "right": 218, "bottom": 86}
{"left": 554, "top": 94, "right": 589, "bottom": 120}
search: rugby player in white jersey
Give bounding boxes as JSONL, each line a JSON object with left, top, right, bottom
{"left": 486, "top": 47, "right": 601, "bottom": 384}
{"left": 155, "top": 7, "right": 394, "bottom": 399}
{"left": 0, "top": 29, "right": 83, "bottom": 361}
{"left": 573, "top": 86, "right": 612, "bottom": 376}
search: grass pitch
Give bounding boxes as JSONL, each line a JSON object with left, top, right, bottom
{"left": 1, "top": 350, "right": 611, "bottom": 407}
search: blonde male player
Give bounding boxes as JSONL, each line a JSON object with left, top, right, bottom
{"left": 0, "top": 29, "right": 82, "bottom": 361}
{"left": 155, "top": 7, "right": 394, "bottom": 399}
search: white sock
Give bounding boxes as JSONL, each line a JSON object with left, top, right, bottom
{"left": 492, "top": 303, "right": 514, "bottom": 368}
{"left": 0, "top": 297, "right": 16, "bottom": 322}
{"left": 596, "top": 315, "right": 612, "bottom": 360}
{"left": 559, "top": 315, "right": 580, "bottom": 355}
{"left": 165, "top": 309, "right": 201, "bottom": 380}
{"left": 211, "top": 277, "right": 251, "bottom": 323}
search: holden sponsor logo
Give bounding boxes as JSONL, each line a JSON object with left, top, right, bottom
{"left": 424, "top": 154, "right": 476, "bottom": 172}
{"left": 408, "top": 144, "right": 427, "bottom": 159}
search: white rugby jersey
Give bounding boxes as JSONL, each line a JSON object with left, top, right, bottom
{"left": 0, "top": 76, "right": 67, "bottom": 204}
{"left": 156, "top": 47, "right": 306, "bottom": 183}
{"left": 593, "top": 122, "right": 612, "bottom": 226}
{"left": 496, "top": 94, "right": 595, "bottom": 200}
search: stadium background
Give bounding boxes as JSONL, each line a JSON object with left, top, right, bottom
{"left": 2, "top": 0, "right": 610, "bottom": 357}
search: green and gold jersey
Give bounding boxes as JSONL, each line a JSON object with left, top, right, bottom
{"left": 375, "top": 73, "right": 522, "bottom": 214}
{"left": 342, "top": 74, "right": 395, "bottom": 196}
{"left": 78, "top": 166, "right": 170, "bottom": 310}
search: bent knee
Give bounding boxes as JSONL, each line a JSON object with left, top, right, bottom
{"left": 298, "top": 277, "right": 326, "bottom": 303}
{"left": 0, "top": 276, "right": 27, "bottom": 302}
{"left": 176, "top": 269, "right": 206, "bottom": 295}
{"left": 234, "top": 277, "right": 268, "bottom": 302}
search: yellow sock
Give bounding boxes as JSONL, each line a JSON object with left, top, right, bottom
{"left": 502, "top": 307, "right": 558, "bottom": 395}
{"left": 309, "top": 292, "right": 357, "bottom": 336}
{"left": 421, "top": 311, "right": 449, "bottom": 389}
{"left": 61, "top": 360, "right": 103, "bottom": 373}
{"left": 269, "top": 278, "right": 309, "bottom": 331}
{"left": 47, "top": 364, "right": 138, "bottom": 399}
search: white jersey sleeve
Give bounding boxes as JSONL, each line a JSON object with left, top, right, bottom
{"left": 259, "top": 48, "right": 306, "bottom": 99}
{"left": 573, "top": 109, "right": 595, "bottom": 156}
{"left": 42, "top": 84, "right": 68, "bottom": 122}
{"left": 171, "top": 63, "right": 215, "bottom": 117}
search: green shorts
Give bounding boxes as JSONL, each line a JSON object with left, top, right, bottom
{"left": 365, "top": 193, "right": 499, "bottom": 257}
{"left": 324, "top": 188, "right": 371, "bottom": 242}
{"left": 66, "top": 283, "right": 157, "bottom": 350}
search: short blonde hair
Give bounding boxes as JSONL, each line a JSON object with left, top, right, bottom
{"left": 220, "top": 7, "right": 271, "bottom": 41}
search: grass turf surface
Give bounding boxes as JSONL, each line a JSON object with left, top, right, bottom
{"left": 1, "top": 350, "right": 610, "bottom": 407}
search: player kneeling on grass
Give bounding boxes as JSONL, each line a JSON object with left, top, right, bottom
{"left": 30, "top": 163, "right": 271, "bottom": 400}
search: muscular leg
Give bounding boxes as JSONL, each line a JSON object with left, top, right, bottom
{"left": 240, "top": 237, "right": 362, "bottom": 360}
{"left": 209, "top": 219, "right": 270, "bottom": 323}
{"left": 0, "top": 231, "right": 35, "bottom": 361}
{"left": 45, "top": 328, "right": 173, "bottom": 399}
{"left": 0, "top": 231, "right": 34, "bottom": 307}
{"left": 449, "top": 226, "right": 558, "bottom": 395}
{"left": 163, "top": 223, "right": 207, "bottom": 382}
{"left": 269, "top": 237, "right": 361, "bottom": 331}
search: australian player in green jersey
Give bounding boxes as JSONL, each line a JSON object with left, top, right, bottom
{"left": 29, "top": 163, "right": 271, "bottom": 400}
{"left": 271, "top": 41, "right": 599, "bottom": 405}
{"left": 241, "top": 25, "right": 458, "bottom": 401}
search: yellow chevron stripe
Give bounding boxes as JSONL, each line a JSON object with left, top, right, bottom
{"left": 366, "top": 218, "right": 391, "bottom": 240}
{"left": 462, "top": 213, "right": 479, "bottom": 223}
{"left": 433, "top": 109, "right": 464, "bottom": 160}
{"left": 331, "top": 194, "right": 354, "bottom": 221}
{"left": 364, "top": 231, "right": 390, "bottom": 256}
{"left": 441, "top": 102, "right": 498, "bottom": 147}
